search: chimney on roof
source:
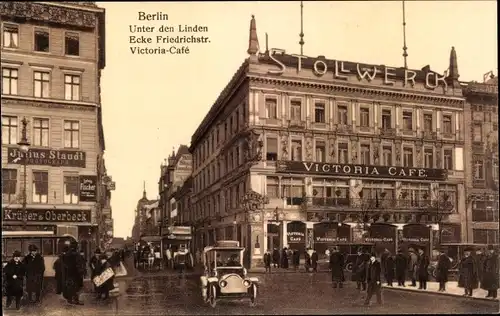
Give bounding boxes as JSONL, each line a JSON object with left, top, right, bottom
{"left": 446, "top": 46, "right": 460, "bottom": 88}
{"left": 247, "top": 15, "right": 259, "bottom": 56}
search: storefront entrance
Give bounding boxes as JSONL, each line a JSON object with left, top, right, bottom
{"left": 267, "top": 223, "right": 280, "bottom": 251}
{"left": 398, "top": 224, "right": 431, "bottom": 257}
{"left": 312, "top": 222, "right": 351, "bottom": 257}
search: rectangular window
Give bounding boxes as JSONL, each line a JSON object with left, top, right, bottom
{"left": 424, "top": 114, "right": 433, "bottom": 132}
{"left": 474, "top": 160, "right": 484, "bottom": 180}
{"left": 1, "top": 115, "right": 17, "bottom": 145}
{"left": 382, "top": 146, "right": 392, "bottom": 165}
{"left": 338, "top": 143, "right": 348, "bottom": 164}
{"left": 403, "top": 147, "right": 413, "bottom": 167}
{"left": 424, "top": 148, "right": 433, "bottom": 168}
{"left": 442, "top": 115, "right": 452, "bottom": 134}
{"left": 473, "top": 229, "right": 498, "bottom": 245}
{"left": 266, "top": 137, "right": 278, "bottom": 161}
{"left": 360, "top": 108, "right": 370, "bottom": 127}
{"left": 315, "top": 140, "right": 326, "bottom": 162}
{"left": 33, "top": 71, "right": 50, "bottom": 98}
{"left": 2, "top": 68, "right": 18, "bottom": 95}
{"left": 2, "top": 24, "right": 19, "bottom": 48}
{"left": 314, "top": 103, "right": 325, "bottom": 123}
{"left": 290, "top": 100, "right": 301, "bottom": 120}
{"left": 381, "top": 110, "right": 391, "bottom": 129}
{"left": 291, "top": 140, "right": 302, "bottom": 161}
{"left": 65, "top": 32, "right": 79, "bottom": 56}
{"left": 266, "top": 177, "right": 279, "bottom": 198}
{"left": 33, "top": 118, "right": 49, "bottom": 147}
{"left": 64, "top": 74, "right": 80, "bottom": 101}
{"left": 32, "top": 171, "right": 48, "bottom": 204}
{"left": 64, "top": 120, "right": 80, "bottom": 148}
{"left": 473, "top": 124, "right": 482, "bottom": 142}
{"left": 337, "top": 105, "right": 348, "bottom": 125}
{"left": 403, "top": 111, "right": 413, "bottom": 130}
{"left": 443, "top": 149, "right": 453, "bottom": 170}
{"left": 265, "top": 98, "right": 277, "bottom": 119}
{"left": 2, "top": 169, "right": 17, "bottom": 202}
{"left": 63, "top": 175, "right": 79, "bottom": 204}
{"left": 360, "top": 144, "right": 370, "bottom": 165}
{"left": 34, "top": 29, "right": 49, "bottom": 52}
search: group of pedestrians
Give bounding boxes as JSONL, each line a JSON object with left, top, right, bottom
{"left": 456, "top": 245, "right": 498, "bottom": 298}
{"left": 3, "top": 245, "right": 45, "bottom": 310}
{"left": 263, "top": 247, "right": 320, "bottom": 272}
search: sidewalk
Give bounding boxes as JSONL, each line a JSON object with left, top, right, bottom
{"left": 382, "top": 281, "right": 500, "bottom": 303}
{"left": 249, "top": 267, "right": 330, "bottom": 273}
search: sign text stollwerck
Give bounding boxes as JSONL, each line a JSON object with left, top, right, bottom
{"left": 267, "top": 49, "right": 448, "bottom": 90}
{"left": 79, "top": 175, "right": 97, "bottom": 202}
{"left": 7, "top": 148, "right": 86, "bottom": 168}
{"left": 3, "top": 208, "right": 91, "bottom": 223}
{"left": 276, "top": 161, "right": 448, "bottom": 181}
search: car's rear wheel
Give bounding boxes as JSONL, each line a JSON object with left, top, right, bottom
{"left": 345, "top": 262, "right": 353, "bottom": 273}
{"left": 209, "top": 284, "right": 217, "bottom": 308}
{"left": 249, "top": 284, "right": 257, "bottom": 307}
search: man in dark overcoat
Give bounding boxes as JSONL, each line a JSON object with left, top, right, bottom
{"left": 4, "top": 250, "right": 26, "bottom": 310}
{"left": 272, "top": 248, "right": 280, "bottom": 268}
{"left": 23, "top": 244, "right": 45, "bottom": 303}
{"left": 292, "top": 249, "right": 300, "bottom": 270}
{"left": 281, "top": 247, "right": 289, "bottom": 269}
{"left": 458, "top": 247, "right": 479, "bottom": 297}
{"left": 352, "top": 248, "right": 368, "bottom": 290}
{"left": 407, "top": 247, "right": 418, "bottom": 286}
{"left": 329, "top": 246, "right": 345, "bottom": 288}
{"left": 364, "top": 253, "right": 382, "bottom": 306}
{"left": 304, "top": 249, "right": 312, "bottom": 272}
{"left": 263, "top": 249, "right": 272, "bottom": 273}
{"left": 61, "top": 241, "right": 86, "bottom": 305}
{"left": 436, "top": 248, "right": 451, "bottom": 292}
{"left": 384, "top": 252, "right": 395, "bottom": 287}
{"left": 395, "top": 248, "right": 407, "bottom": 286}
{"left": 311, "top": 249, "right": 319, "bottom": 272}
{"left": 481, "top": 245, "right": 499, "bottom": 299}
{"left": 416, "top": 247, "right": 430, "bottom": 290}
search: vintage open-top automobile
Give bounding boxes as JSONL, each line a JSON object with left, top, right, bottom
{"left": 200, "top": 240, "right": 258, "bottom": 308}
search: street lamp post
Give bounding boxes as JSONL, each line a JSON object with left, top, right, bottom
{"left": 17, "top": 118, "right": 30, "bottom": 230}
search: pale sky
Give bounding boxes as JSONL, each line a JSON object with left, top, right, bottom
{"left": 99, "top": 1, "right": 497, "bottom": 238}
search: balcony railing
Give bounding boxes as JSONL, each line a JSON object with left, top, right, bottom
{"left": 302, "top": 197, "right": 454, "bottom": 213}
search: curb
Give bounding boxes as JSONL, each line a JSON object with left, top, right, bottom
{"left": 382, "top": 285, "right": 500, "bottom": 304}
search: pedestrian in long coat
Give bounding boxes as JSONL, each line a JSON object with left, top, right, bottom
{"left": 304, "top": 249, "right": 312, "bottom": 272}
{"left": 481, "top": 245, "right": 499, "bottom": 299}
{"left": 53, "top": 253, "right": 64, "bottom": 295}
{"left": 329, "top": 247, "right": 345, "bottom": 288}
{"left": 281, "top": 248, "right": 289, "bottom": 269}
{"left": 407, "top": 248, "right": 418, "bottom": 286}
{"left": 89, "top": 248, "right": 103, "bottom": 298}
{"left": 364, "top": 253, "right": 382, "bottom": 306}
{"left": 395, "top": 249, "right": 407, "bottom": 286}
{"left": 23, "top": 244, "right": 45, "bottom": 303}
{"left": 263, "top": 250, "right": 272, "bottom": 273}
{"left": 436, "top": 249, "right": 451, "bottom": 292}
{"left": 384, "top": 253, "right": 395, "bottom": 287}
{"left": 292, "top": 249, "right": 300, "bottom": 270}
{"left": 352, "top": 248, "right": 368, "bottom": 290}
{"left": 458, "top": 248, "right": 479, "bottom": 297}
{"left": 94, "top": 254, "right": 115, "bottom": 300}
{"left": 416, "top": 248, "right": 429, "bottom": 290}
{"left": 61, "top": 242, "right": 86, "bottom": 305}
{"left": 311, "top": 249, "right": 319, "bottom": 272}
{"left": 272, "top": 248, "right": 280, "bottom": 268}
{"left": 4, "top": 251, "right": 26, "bottom": 310}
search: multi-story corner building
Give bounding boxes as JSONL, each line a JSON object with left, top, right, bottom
{"left": 463, "top": 74, "right": 499, "bottom": 245}
{"left": 1, "top": 1, "right": 110, "bottom": 258}
{"left": 189, "top": 16, "right": 467, "bottom": 267}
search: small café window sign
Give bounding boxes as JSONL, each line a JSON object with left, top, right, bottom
{"left": 315, "top": 236, "right": 349, "bottom": 243}
{"left": 364, "top": 237, "right": 394, "bottom": 243}
{"left": 79, "top": 176, "right": 97, "bottom": 202}
{"left": 287, "top": 231, "right": 305, "bottom": 243}
{"left": 400, "top": 237, "right": 430, "bottom": 243}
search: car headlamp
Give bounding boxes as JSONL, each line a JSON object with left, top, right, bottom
{"left": 243, "top": 280, "right": 251, "bottom": 287}
{"left": 220, "top": 280, "right": 227, "bottom": 288}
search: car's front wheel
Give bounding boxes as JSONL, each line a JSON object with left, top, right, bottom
{"left": 249, "top": 284, "right": 257, "bottom": 307}
{"left": 209, "top": 284, "right": 217, "bottom": 308}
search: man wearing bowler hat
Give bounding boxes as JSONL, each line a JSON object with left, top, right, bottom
{"left": 364, "top": 253, "right": 382, "bottom": 306}
{"left": 4, "top": 250, "right": 26, "bottom": 310}
{"left": 481, "top": 245, "right": 499, "bottom": 299}
{"left": 23, "top": 244, "right": 45, "bottom": 303}
{"left": 458, "top": 247, "right": 479, "bottom": 297}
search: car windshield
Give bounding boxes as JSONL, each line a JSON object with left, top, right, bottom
{"left": 214, "top": 250, "right": 242, "bottom": 268}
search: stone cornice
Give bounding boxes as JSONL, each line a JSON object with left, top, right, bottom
{"left": 249, "top": 76, "right": 465, "bottom": 108}
{"left": 1, "top": 2, "right": 97, "bottom": 29}
{"left": 2, "top": 96, "right": 96, "bottom": 112}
